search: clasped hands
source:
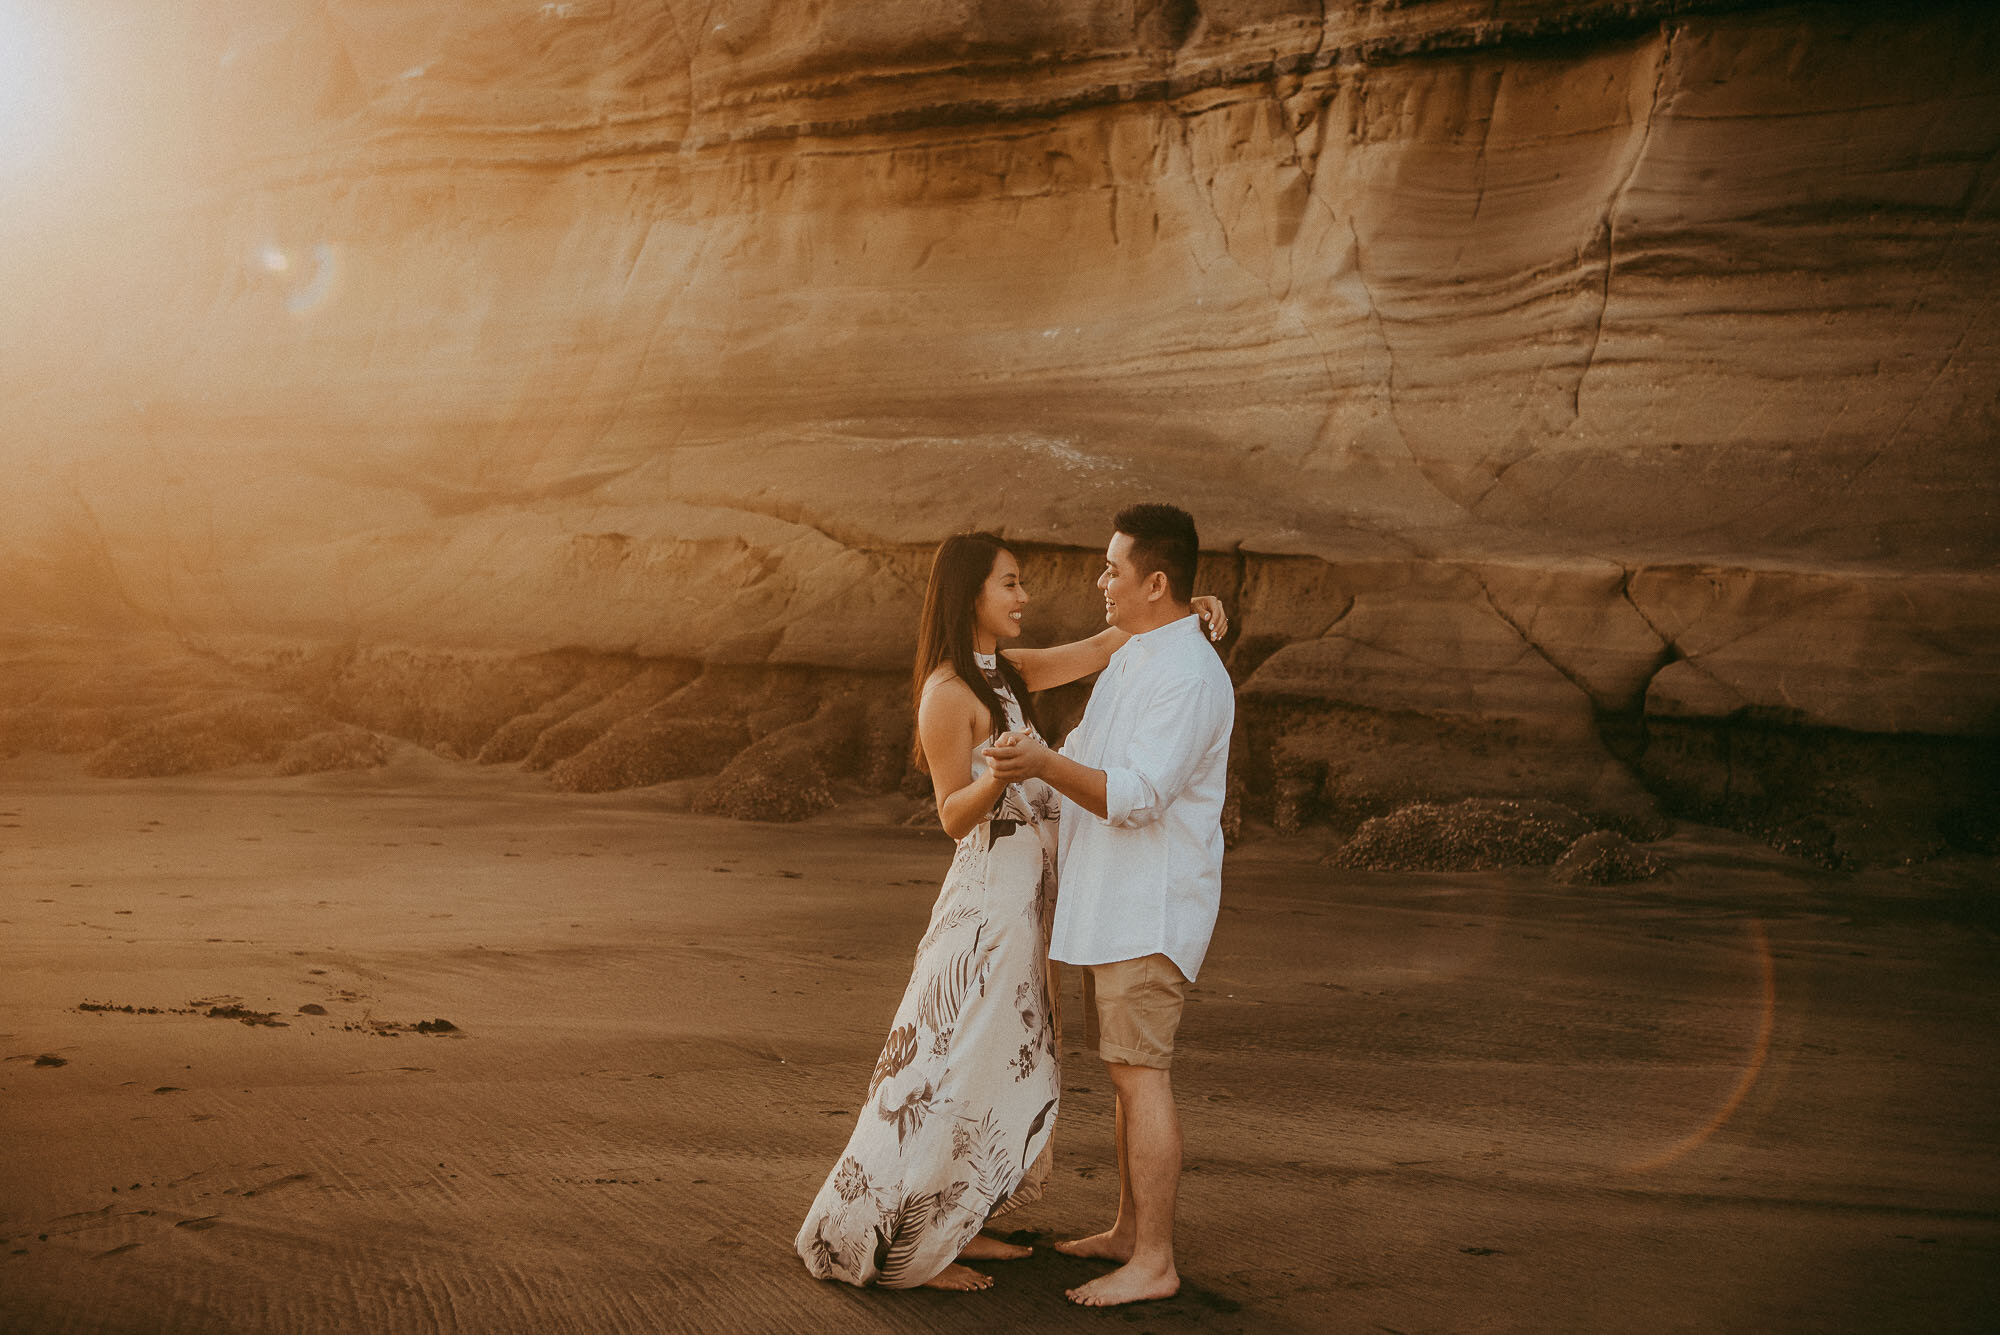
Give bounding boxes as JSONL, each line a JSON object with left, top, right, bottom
{"left": 982, "top": 731, "right": 1052, "bottom": 782}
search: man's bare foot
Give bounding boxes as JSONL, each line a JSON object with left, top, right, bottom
{"left": 1053, "top": 1229, "right": 1134, "bottom": 1263}
{"left": 959, "top": 1233, "right": 1032, "bottom": 1261}
{"left": 921, "top": 1263, "right": 994, "bottom": 1292}
{"left": 1065, "top": 1259, "right": 1179, "bottom": 1307}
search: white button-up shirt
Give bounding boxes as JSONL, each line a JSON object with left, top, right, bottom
{"left": 1051, "top": 613, "right": 1235, "bottom": 981}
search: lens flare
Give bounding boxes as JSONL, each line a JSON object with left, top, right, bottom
{"left": 251, "top": 240, "right": 339, "bottom": 315}
{"left": 285, "top": 242, "right": 337, "bottom": 314}
{"left": 1623, "top": 918, "right": 1777, "bottom": 1173}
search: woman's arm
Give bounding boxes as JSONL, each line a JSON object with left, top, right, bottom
{"left": 1004, "top": 628, "right": 1127, "bottom": 693}
{"left": 919, "top": 674, "right": 1008, "bottom": 841}
{"left": 1004, "top": 596, "right": 1229, "bottom": 692}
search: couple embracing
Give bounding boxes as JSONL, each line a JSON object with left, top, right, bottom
{"left": 795, "top": 503, "right": 1235, "bottom": 1307}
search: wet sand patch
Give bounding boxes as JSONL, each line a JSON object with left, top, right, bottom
{"left": 1, "top": 754, "right": 1995, "bottom": 1334}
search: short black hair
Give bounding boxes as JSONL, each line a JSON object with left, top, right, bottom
{"left": 1113, "top": 503, "right": 1198, "bottom": 604}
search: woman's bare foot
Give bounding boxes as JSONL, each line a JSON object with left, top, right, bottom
{"left": 1065, "top": 1258, "right": 1179, "bottom": 1307}
{"left": 921, "top": 1263, "right": 994, "bottom": 1292}
{"left": 1053, "top": 1229, "right": 1134, "bottom": 1263}
{"left": 959, "top": 1233, "right": 1032, "bottom": 1261}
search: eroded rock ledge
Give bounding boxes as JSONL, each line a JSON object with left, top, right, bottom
{"left": 5, "top": 534, "right": 1992, "bottom": 866}
{"left": 1, "top": 3, "right": 1995, "bottom": 867}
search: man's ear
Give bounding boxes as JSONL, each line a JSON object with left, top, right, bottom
{"left": 1145, "top": 570, "right": 1169, "bottom": 602}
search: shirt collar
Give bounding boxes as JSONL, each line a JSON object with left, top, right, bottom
{"left": 1120, "top": 612, "right": 1201, "bottom": 664}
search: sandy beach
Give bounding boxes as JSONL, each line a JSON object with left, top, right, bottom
{"left": 2, "top": 750, "right": 1996, "bottom": 1335}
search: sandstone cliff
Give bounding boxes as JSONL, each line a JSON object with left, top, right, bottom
{"left": 1, "top": 1, "right": 1994, "bottom": 860}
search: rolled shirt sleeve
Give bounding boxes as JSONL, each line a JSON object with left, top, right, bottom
{"left": 1099, "top": 674, "right": 1223, "bottom": 828}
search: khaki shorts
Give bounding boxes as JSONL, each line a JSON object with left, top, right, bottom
{"left": 1083, "top": 954, "right": 1189, "bottom": 1070}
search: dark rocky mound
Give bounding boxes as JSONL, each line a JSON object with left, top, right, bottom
{"left": 693, "top": 699, "right": 865, "bottom": 822}
{"left": 476, "top": 661, "right": 642, "bottom": 764}
{"left": 547, "top": 711, "right": 749, "bottom": 793}
{"left": 696, "top": 761, "right": 837, "bottom": 824}
{"left": 1332, "top": 799, "right": 1594, "bottom": 872}
{"left": 275, "top": 728, "right": 392, "bottom": 776}
{"left": 315, "top": 649, "right": 588, "bottom": 760}
{"left": 1550, "top": 830, "right": 1668, "bottom": 885}
{"left": 520, "top": 662, "right": 700, "bottom": 771}
{"left": 84, "top": 696, "right": 328, "bottom": 778}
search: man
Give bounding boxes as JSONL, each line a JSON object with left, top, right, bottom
{"left": 982, "top": 502, "right": 1234, "bottom": 1308}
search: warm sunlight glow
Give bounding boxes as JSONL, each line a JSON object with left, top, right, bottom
{"left": 0, "top": 3, "right": 67, "bottom": 176}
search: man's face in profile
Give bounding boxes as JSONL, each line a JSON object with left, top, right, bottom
{"left": 1098, "top": 531, "right": 1152, "bottom": 633}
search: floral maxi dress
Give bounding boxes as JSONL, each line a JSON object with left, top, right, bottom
{"left": 795, "top": 676, "right": 1060, "bottom": 1288}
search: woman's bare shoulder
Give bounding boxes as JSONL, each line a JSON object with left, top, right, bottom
{"left": 919, "top": 667, "right": 980, "bottom": 717}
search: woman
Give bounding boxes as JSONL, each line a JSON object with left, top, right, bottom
{"left": 795, "top": 531, "right": 1225, "bottom": 1292}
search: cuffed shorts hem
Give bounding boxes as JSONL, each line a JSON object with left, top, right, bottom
{"left": 1085, "top": 954, "right": 1188, "bottom": 1068}
{"left": 1097, "top": 1039, "right": 1174, "bottom": 1071}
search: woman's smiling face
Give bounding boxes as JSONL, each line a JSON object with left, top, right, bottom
{"left": 973, "top": 548, "right": 1029, "bottom": 647}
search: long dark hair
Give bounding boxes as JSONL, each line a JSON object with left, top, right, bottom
{"left": 911, "top": 531, "right": 1042, "bottom": 773}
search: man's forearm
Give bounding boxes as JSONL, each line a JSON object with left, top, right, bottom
{"left": 1039, "top": 751, "right": 1109, "bottom": 821}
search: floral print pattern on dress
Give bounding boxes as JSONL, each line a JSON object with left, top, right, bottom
{"left": 833, "top": 1157, "right": 870, "bottom": 1203}
{"left": 1009, "top": 1040, "right": 1038, "bottom": 1082}
{"left": 796, "top": 676, "right": 1062, "bottom": 1288}
{"left": 870, "top": 1023, "right": 917, "bottom": 1096}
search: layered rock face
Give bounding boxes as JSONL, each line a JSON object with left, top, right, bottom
{"left": 1, "top": 2, "right": 1995, "bottom": 857}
